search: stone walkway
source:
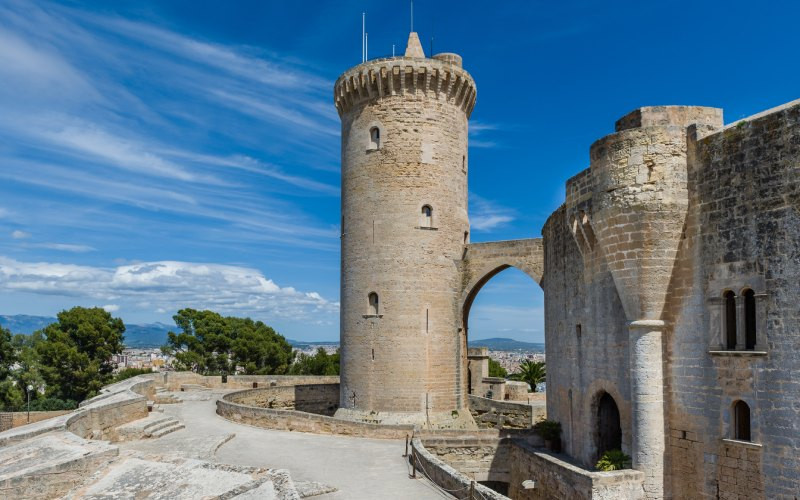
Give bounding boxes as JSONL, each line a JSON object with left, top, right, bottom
{"left": 121, "top": 390, "right": 449, "bottom": 499}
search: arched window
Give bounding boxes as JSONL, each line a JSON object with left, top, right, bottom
{"left": 368, "top": 292, "right": 379, "bottom": 315}
{"left": 421, "top": 205, "right": 433, "bottom": 227}
{"left": 369, "top": 127, "right": 381, "bottom": 150}
{"left": 733, "top": 400, "right": 751, "bottom": 441}
{"left": 743, "top": 289, "right": 756, "bottom": 350}
{"left": 724, "top": 291, "right": 737, "bottom": 349}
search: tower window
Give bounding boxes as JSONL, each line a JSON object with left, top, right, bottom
{"left": 462, "top": 155, "right": 466, "bottom": 173}
{"left": 421, "top": 205, "right": 433, "bottom": 227}
{"left": 368, "top": 292, "right": 379, "bottom": 316}
{"left": 368, "top": 127, "right": 381, "bottom": 150}
{"left": 724, "top": 291, "right": 737, "bottom": 349}
{"left": 733, "top": 400, "right": 751, "bottom": 441}
{"left": 743, "top": 288, "right": 756, "bottom": 350}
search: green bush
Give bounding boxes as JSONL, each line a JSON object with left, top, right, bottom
{"left": 533, "top": 419, "right": 562, "bottom": 441}
{"left": 488, "top": 358, "right": 507, "bottom": 378}
{"left": 113, "top": 367, "right": 153, "bottom": 383}
{"left": 28, "top": 397, "right": 78, "bottom": 411}
{"left": 595, "top": 449, "right": 631, "bottom": 471}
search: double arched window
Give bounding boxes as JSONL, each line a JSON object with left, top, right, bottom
{"left": 723, "top": 288, "right": 758, "bottom": 350}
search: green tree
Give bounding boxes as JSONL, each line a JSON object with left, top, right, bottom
{"left": 488, "top": 358, "right": 507, "bottom": 378}
{"left": 0, "top": 325, "right": 24, "bottom": 410}
{"left": 510, "top": 360, "right": 546, "bottom": 392}
{"left": 289, "top": 348, "right": 340, "bottom": 376}
{"left": 36, "top": 307, "right": 125, "bottom": 402}
{"left": 162, "top": 309, "right": 293, "bottom": 375}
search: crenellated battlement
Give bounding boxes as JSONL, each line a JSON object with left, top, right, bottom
{"left": 333, "top": 56, "right": 477, "bottom": 118}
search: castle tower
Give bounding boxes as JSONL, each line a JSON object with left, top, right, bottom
{"left": 334, "top": 33, "right": 477, "bottom": 427}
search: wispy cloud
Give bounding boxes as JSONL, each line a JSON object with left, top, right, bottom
{"left": 470, "top": 193, "right": 516, "bottom": 231}
{"left": 11, "top": 230, "right": 30, "bottom": 239}
{"left": 0, "top": 256, "right": 338, "bottom": 319}
{"left": 31, "top": 243, "right": 95, "bottom": 253}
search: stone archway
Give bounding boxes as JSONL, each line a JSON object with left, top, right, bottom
{"left": 457, "top": 239, "right": 544, "bottom": 405}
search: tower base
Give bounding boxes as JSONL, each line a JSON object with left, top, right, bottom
{"left": 334, "top": 407, "right": 477, "bottom": 430}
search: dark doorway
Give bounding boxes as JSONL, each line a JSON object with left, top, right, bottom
{"left": 597, "top": 392, "right": 622, "bottom": 456}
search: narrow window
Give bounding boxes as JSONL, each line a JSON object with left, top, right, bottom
{"left": 426, "top": 308, "right": 429, "bottom": 333}
{"left": 371, "top": 348, "right": 375, "bottom": 360}
{"left": 422, "top": 205, "right": 433, "bottom": 227}
{"left": 463, "top": 231, "right": 469, "bottom": 244}
{"left": 368, "top": 292, "right": 379, "bottom": 315}
{"left": 462, "top": 155, "right": 466, "bottom": 173}
{"left": 576, "top": 324, "right": 582, "bottom": 338}
{"left": 743, "top": 289, "right": 756, "bottom": 350}
{"left": 369, "top": 127, "right": 381, "bottom": 150}
{"left": 724, "top": 291, "right": 737, "bottom": 349}
{"left": 733, "top": 400, "right": 751, "bottom": 441}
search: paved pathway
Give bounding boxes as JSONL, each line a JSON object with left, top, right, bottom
{"left": 123, "top": 390, "right": 449, "bottom": 499}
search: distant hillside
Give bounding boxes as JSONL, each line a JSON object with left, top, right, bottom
{"left": 0, "top": 314, "right": 171, "bottom": 348}
{"left": 288, "top": 340, "right": 340, "bottom": 349}
{"left": 0, "top": 314, "right": 56, "bottom": 334}
{"left": 468, "top": 337, "right": 544, "bottom": 352}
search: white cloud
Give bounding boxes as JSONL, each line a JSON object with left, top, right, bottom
{"left": 32, "top": 243, "right": 95, "bottom": 253}
{"left": 102, "top": 304, "right": 119, "bottom": 312}
{"left": 470, "top": 193, "right": 516, "bottom": 232}
{"left": 11, "top": 230, "right": 30, "bottom": 239}
{"left": 0, "top": 256, "right": 337, "bottom": 320}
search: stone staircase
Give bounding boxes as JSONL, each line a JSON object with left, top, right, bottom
{"left": 116, "top": 413, "right": 185, "bottom": 441}
{"left": 154, "top": 387, "right": 181, "bottom": 404}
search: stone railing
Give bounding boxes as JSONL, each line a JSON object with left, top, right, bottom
{"left": 469, "top": 395, "right": 546, "bottom": 429}
{"left": 217, "top": 389, "right": 413, "bottom": 439}
{"left": 410, "top": 436, "right": 510, "bottom": 500}
{"left": 508, "top": 440, "right": 645, "bottom": 499}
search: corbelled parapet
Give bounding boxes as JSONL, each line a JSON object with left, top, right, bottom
{"left": 588, "top": 106, "right": 723, "bottom": 321}
{"left": 333, "top": 55, "right": 476, "bottom": 118}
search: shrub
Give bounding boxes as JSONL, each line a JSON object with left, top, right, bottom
{"left": 595, "top": 449, "right": 631, "bottom": 471}
{"left": 113, "top": 367, "right": 153, "bottom": 383}
{"left": 28, "top": 397, "right": 78, "bottom": 411}
{"left": 533, "top": 419, "right": 562, "bottom": 441}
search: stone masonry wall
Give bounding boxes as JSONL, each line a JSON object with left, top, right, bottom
{"left": 469, "top": 395, "right": 544, "bottom": 429}
{"left": 508, "top": 440, "right": 645, "bottom": 500}
{"left": 420, "top": 435, "right": 511, "bottom": 483}
{"left": 226, "top": 384, "right": 339, "bottom": 416}
{"left": 664, "top": 99, "right": 800, "bottom": 499}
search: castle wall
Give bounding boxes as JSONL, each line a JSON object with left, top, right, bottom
{"left": 665, "top": 99, "right": 800, "bottom": 499}
{"left": 337, "top": 55, "right": 475, "bottom": 419}
{"left": 542, "top": 205, "right": 633, "bottom": 467}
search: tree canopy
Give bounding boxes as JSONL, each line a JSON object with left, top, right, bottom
{"left": 162, "top": 308, "right": 293, "bottom": 375}
{"left": 510, "top": 360, "right": 546, "bottom": 392}
{"left": 488, "top": 358, "right": 508, "bottom": 378}
{"left": 36, "top": 307, "right": 125, "bottom": 402}
{"left": 289, "top": 347, "right": 339, "bottom": 376}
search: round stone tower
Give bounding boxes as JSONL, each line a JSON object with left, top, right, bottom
{"left": 334, "top": 33, "right": 477, "bottom": 427}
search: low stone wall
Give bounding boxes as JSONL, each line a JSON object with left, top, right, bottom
{"left": 10, "top": 410, "right": 74, "bottom": 428}
{"left": 410, "top": 437, "right": 510, "bottom": 500}
{"left": 160, "top": 372, "right": 339, "bottom": 391}
{"left": 0, "top": 375, "right": 155, "bottom": 446}
{"left": 225, "top": 384, "right": 340, "bottom": 416}
{"left": 419, "top": 434, "right": 512, "bottom": 483}
{"left": 469, "top": 395, "right": 545, "bottom": 429}
{"left": 217, "top": 391, "right": 413, "bottom": 439}
{"left": 508, "top": 440, "right": 645, "bottom": 499}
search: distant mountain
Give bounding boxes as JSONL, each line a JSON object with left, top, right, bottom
{"left": 0, "top": 314, "right": 56, "bottom": 334}
{"left": 468, "top": 337, "right": 544, "bottom": 352}
{"left": 0, "top": 314, "right": 171, "bottom": 348}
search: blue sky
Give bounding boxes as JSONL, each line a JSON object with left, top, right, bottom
{"left": 0, "top": 1, "right": 797, "bottom": 342}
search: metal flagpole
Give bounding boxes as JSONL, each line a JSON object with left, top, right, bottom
{"left": 362, "top": 12, "right": 365, "bottom": 62}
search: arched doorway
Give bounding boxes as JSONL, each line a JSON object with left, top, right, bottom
{"left": 597, "top": 392, "right": 622, "bottom": 456}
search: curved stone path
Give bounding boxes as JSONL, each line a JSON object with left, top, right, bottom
{"left": 120, "top": 390, "right": 449, "bottom": 499}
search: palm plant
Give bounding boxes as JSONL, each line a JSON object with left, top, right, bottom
{"left": 510, "top": 360, "right": 545, "bottom": 392}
